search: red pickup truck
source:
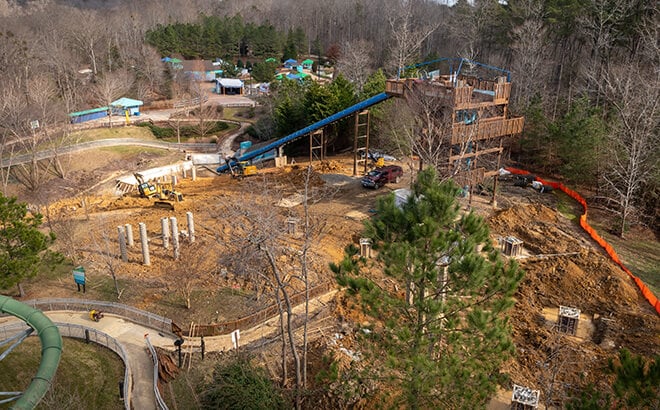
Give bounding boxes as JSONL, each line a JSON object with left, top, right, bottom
{"left": 361, "top": 165, "right": 404, "bottom": 189}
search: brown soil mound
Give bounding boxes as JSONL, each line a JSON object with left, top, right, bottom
{"left": 488, "top": 203, "right": 660, "bottom": 399}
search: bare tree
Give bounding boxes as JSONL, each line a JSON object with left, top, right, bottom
{"left": 0, "top": 78, "right": 61, "bottom": 193}
{"left": 92, "top": 69, "right": 134, "bottom": 128}
{"left": 387, "top": 0, "right": 438, "bottom": 76}
{"left": 385, "top": 88, "right": 466, "bottom": 179}
{"left": 579, "top": 0, "right": 638, "bottom": 107}
{"left": 599, "top": 60, "right": 659, "bottom": 237}
{"left": 89, "top": 226, "right": 123, "bottom": 299}
{"left": 535, "top": 330, "right": 584, "bottom": 409}
{"left": 165, "top": 240, "right": 219, "bottom": 309}
{"left": 510, "top": 0, "right": 549, "bottom": 111}
{"left": 217, "top": 170, "right": 330, "bottom": 407}
{"left": 336, "top": 40, "right": 375, "bottom": 94}
{"left": 218, "top": 182, "right": 303, "bottom": 395}
{"left": 66, "top": 7, "right": 107, "bottom": 77}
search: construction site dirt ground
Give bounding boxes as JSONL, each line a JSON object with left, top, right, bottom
{"left": 7, "top": 147, "right": 660, "bottom": 406}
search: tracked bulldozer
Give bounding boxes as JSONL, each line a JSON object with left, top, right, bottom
{"left": 134, "top": 173, "right": 183, "bottom": 210}
{"left": 225, "top": 156, "right": 257, "bottom": 179}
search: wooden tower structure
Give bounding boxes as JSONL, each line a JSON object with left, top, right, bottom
{"left": 385, "top": 58, "right": 524, "bottom": 203}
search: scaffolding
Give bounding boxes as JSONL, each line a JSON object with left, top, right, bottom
{"left": 386, "top": 58, "right": 524, "bottom": 203}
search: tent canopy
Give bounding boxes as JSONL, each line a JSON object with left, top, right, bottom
{"left": 301, "top": 59, "right": 314, "bottom": 65}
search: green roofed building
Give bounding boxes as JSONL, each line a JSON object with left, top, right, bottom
{"left": 68, "top": 107, "right": 108, "bottom": 123}
{"left": 301, "top": 59, "right": 314, "bottom": 69}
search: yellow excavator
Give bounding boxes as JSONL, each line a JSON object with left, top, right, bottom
{"left": 134, "top": 173, "right": 183, "bottom": 210}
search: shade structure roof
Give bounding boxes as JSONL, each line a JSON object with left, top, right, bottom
{"left": 111, "top": 97, "right": 144, "bottom": 107}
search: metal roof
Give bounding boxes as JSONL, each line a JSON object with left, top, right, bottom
{"left": 111, "top": 97, "right": 143, "bottom": 107}
{"left": 68, "top": 106, "right": 108, "bottom": 116}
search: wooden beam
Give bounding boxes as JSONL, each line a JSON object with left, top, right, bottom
{"left": 449, "top": 146, "right": 502, "bottom": 162}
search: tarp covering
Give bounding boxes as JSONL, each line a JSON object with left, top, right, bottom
{"left": 505, "top": 167, "right": 660, "bottom": 316}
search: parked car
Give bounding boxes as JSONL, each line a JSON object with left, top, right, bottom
{"left": 361, "top": 165, "right": 404, "bottom": 189}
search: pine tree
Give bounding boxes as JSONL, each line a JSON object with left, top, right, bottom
{"left": 0, "top": 193, "right": 55, "bottom": 293}
{"left": 333, "top": 168, "right": 523, "bottom": 409}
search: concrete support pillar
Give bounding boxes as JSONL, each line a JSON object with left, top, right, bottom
{"left": 118, "top": 226, "right": 128, "bottom": 262}
{"left": 183, "top": 168, "right": 187, "bottom": 178}
{"left": 161, "top": 217, "right": 170, "bottom": 249}
{"left": 171, "top": 175, "right": 178, "bottom": 186}
{"left": 170, "top": 216, "right": 180, "bottom": 260}
{"left": 191, "top": 166, "right": 197, "bottom": 181}
{"left": 186, "top": 212, "right": 195, "bottom": 243}
{"left": 139, "top": 222, "right": 150, "bottom": 266}
{"left": 125, "top": 224, "right": 134, "bottom": 247}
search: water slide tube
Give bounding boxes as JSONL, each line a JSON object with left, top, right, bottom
{"left": 0, "top": 295, "right": 62, "bottom": 410}
{"left": 217, "top": 92, "right": 392, "bottom": 173}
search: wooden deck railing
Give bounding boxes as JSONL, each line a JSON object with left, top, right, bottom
{"left": 451, "top": 116, "right": 524, "bottom": 144}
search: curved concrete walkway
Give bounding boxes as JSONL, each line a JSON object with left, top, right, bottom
{"left": 0, "top": 311, "right": 174, "bottom": 410}
{"left": 0, "top": 289, "right": 337, "bottom": 409}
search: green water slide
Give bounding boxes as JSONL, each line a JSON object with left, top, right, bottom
{"left": 0, "top": 295, "right": 62, "bottom": 409}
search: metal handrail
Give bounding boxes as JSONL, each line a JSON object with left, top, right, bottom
{"left": 1, "top": 298, "right": 175, "bottom": 336}
{"left": 145, "top": 335, "right": 169, "bottom": 410}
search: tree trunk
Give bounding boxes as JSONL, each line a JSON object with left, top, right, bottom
{"left": 265, "top": 247, "right": 301, "bottom": 409}
{"left": 111, "top": 271, "right": 121, "bottom": 299}
{"left": 274, "top": 284, "right": 288, "bottom": 386}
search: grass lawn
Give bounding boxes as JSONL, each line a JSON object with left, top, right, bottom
{"left": 0, "top": 337, "right": 124, "bottom": 409}
{"left": 222, "top": 107, "right": 257, "bottom": 124}
{"left": 97, "top": 146, "right": 168, "bottom": 155}
{"left": 69, "top": 126, "right": 156, "bottom": 143}
{"left": 589, "top": 218, "right": 660, "bottom": 298}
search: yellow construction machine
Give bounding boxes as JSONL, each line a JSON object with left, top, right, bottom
{"left": 226, "top": 157, "right": 257, "bottom": 179}
{"left": 134, "top": 173, "right": 184, "bottom": 210}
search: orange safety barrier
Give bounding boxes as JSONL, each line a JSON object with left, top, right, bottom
{"left": 505, "top": 168, "right": 660, "bottom": 316}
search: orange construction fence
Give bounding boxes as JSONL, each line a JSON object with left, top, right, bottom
{"left": 505, "top": 167, "right": 660, "bottom": 316}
